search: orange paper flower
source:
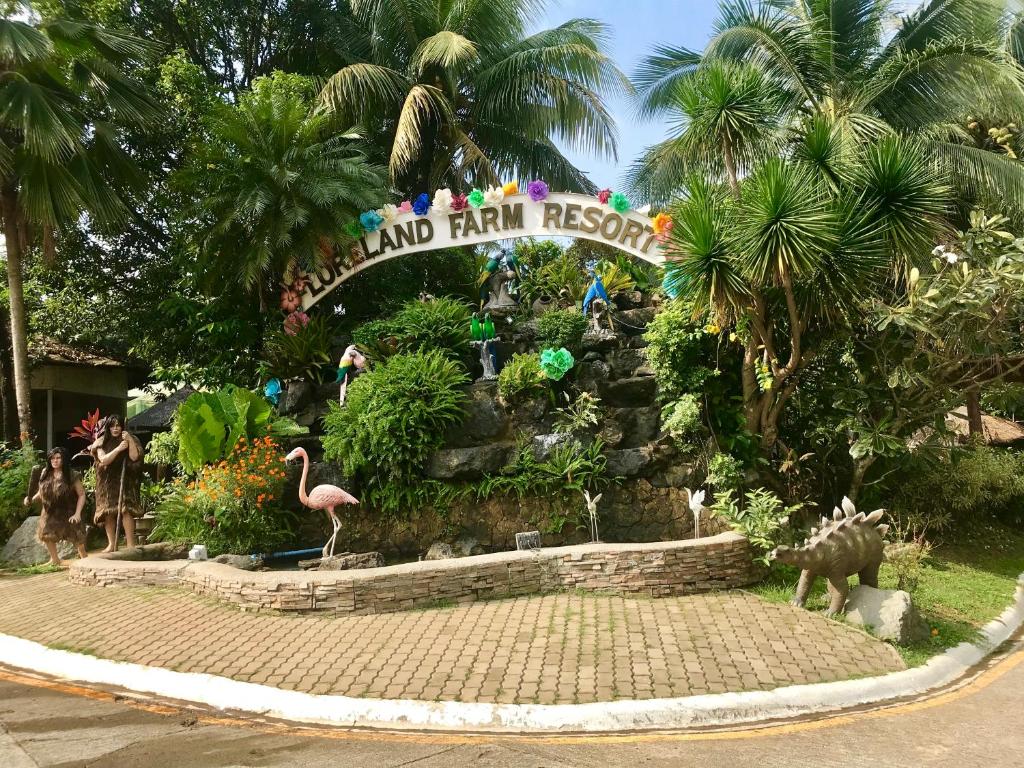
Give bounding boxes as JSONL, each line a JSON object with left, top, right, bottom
{"left": 502, "top": 181, "right": 519, "bottom": 196}
{"left": 652, "top": 212, "right": 673, "bottom": 235}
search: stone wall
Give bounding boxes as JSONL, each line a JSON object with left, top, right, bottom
{"left": 276, "top": 304, "right": 708, "bottom": 557}
{"left": 70, "top": 533, "right": 759, "bottom": 615}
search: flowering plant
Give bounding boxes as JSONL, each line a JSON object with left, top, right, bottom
{"left": 280, "top": 286, "right": 301, "bottom": 312}
{"left": 502, "top": 181, "right": 519, "bottom": 195}
{"left": 527, "top": 179, "right": 549, "bottom": 201}
{"left": 451, "top": 193, "right": 469, "bottom": 212}
{"left": 468, "top": 188, "right": 485, "bottom": 208}
{"left": 484, "top": 185, "right": 504, "bottom": 206}
{"left": 283, "top": 310, "right": 310, "bottom": 336}
{"left": 412, "top": 193, "right": 431, "bottom": 215}
{"left": 68, "top": 408, "right": 102, "bottom": 443}
{"left": 360, "top": 209, "right": 384, "bottom": 232}
{"left": 609, "top": 192, "right": 631, "bottom": 213}
{"left": 151, "top": 437, "right": 294, "bottom": 557}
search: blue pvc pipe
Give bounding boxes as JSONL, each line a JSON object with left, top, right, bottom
{"left": 261, "top": 547, "right": 322, "bottom": 560}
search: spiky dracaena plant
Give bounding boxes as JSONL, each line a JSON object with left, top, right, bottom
{"left": 318, "top": 0, "right": 629, "bottom": 193}
{"left": 0, "top": 13, "right": 160, "bottom": 442}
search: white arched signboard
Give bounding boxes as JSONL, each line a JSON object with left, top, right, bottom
{"left": 296, "top": 192, "right": 668, "bottom": 310}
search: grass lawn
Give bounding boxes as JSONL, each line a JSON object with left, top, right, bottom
{"left": 747, "top": 520, "right": 1024, "bottom": 667}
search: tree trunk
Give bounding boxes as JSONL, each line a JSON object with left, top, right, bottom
{"left": 0, "top": 189, "right": 34, "bottom": 444}
{"left": 965, "top": 386, "right": 983, "bottom": 439}
{"left": 0, "top": 308, "right": 18, "bottom": 444}
{"left": 847, "top": 455, "right": 877, "bottom": 503}
{"left": 722, "top": 137, "right": 740, "bottom": 198}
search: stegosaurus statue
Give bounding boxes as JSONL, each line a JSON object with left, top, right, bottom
{"left": 771, "top": 497, "right": 889, "bottom": 616}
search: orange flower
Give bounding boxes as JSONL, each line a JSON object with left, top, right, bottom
{"left": 234, "top": 489, "right": 242, "bottom": 497}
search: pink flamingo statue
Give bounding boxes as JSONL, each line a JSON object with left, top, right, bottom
{"left": 285, "top": 447, "right": 358, "bottom": 558}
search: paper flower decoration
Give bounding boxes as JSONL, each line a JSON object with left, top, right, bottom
{"left": 597, "top": 188, "right": 612, "bottom": 204}
{"left": 360, "top": 209, "right": 384, "bottom": 233}
{"left": 280, "top": 287, "right": 301, "bottom": 313}
{"left": 283, "top": 310, "right": 310, "bottom": 336}
{"left": 412, "top": 193, "right": 431, "bottom": 215}
{"left": 527, "top": 179, "right": 549, "bottom": 202}
{"left": 344, "top": 220, "right": 363, "bottom": 238}
{"left": 484, "top": 185, "right": 504, "bottom": 206}
{"left": 379, "top": 204, "right": 398, "bottom": 223}
{"left": 398, "top": 200, "right": 413, "bottom": 213}
{"left": 540, "top": 347, "right": 574, "bottom": 381}
{"left": 433, "top": 188, "right": 454, "bottom": 212}
{"left": 652, "top": 212, "right": 673, "bottom": 235}
{"left": 468, "top": 188, "right": 485, "bottom": 208}
{"left": 264, "top": 378, "right": 282, "bottom": 406}
{"left": 609, "top": 192, "right": 631, "bottom": 213}
{"left": 451, "top": 193, "right": 469, "bottom": 212}
{"left": 502, "top": 181, "right": 519, "bottom": 196}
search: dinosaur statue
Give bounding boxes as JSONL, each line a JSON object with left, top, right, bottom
{"left": 771, "top": 497, "right": 888, "bottom": 617}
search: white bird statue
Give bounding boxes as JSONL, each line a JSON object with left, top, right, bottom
{"left": 686, "top": 488, "right": 706, "bottom": 539}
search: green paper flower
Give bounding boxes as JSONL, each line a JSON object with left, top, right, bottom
{"left": 468, "top": 188, "right": 486, "bottom": 208}
{"left": 609, "top": 192, "right": 631, "bottom": 213}
{"left": 344, "top": 220, "right": 363, "bottom": 238}
{"left": 540, "top": 347, "right": 575, "bottom": 381}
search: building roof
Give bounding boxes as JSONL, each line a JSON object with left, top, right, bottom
{"left": 127, "top": 386, "right": 194, "bottom": 432}
{"left": 946, "top": 407, "right": 1024, "bottom": 446}
{"left": 31, "top": 337, "right": 147, "bottom": 371}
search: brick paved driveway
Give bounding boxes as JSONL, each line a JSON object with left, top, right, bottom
{"left": 0, "top": 573, "right": 903, "bottom": 705}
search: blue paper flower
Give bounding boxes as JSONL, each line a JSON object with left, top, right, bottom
{"left": 264, "top": 378, "right": 282, "bottom": 406}
{"left": 360, "top": 209, "right": 384, "bottom": 232}
{"left": 412, "top": 193, "right": 431, "bottom": 215}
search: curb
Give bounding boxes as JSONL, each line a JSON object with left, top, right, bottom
{"left": 1, "top": 573, "right": 1021, "bottom": 733}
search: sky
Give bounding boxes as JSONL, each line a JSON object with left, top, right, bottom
{"left": 535, "top": 0, "right": 722, "bottom": 191}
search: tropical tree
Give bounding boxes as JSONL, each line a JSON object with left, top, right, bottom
{"left": 0, "top": 12, "right": 159, "bottom": 443}
{"left": 177, "top": 72, "right": 387, "bottom": 312}
{"left": 630, "top": 0, "right": 1024, "bottom": 207}
{"left": 318, "top": 0, "right": 628, "bottom": 193}
{"left": 664, "top": 135, "right": 950, "bottom": 458}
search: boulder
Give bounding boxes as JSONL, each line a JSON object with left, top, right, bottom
{"left": 317, "top": 551, "right": 384, "bottom": 570}
{"left": 611, "top": 406, "right": 661, "bottom": 447}
{"left": 279, "top": 380, "right": 313, "bottom": 416}
{"left": 617, "top": 307, "right": 657, "bottom": 334}
{"left": 606, "top": 348, "right": 648, "bottom": 379}
{"left": 1, "top": 517, "right": 75, "bottom": 566}
{"left": 453, "top": 536, "right": 484, "bottom": 557}
{"left": 444, "top": 381, "right": 508, "bottom": 448}
{"left": 844, "top": 585, "right": 930, "bottom": 643}
{"left": 581, "top": 330, "right": 620, "bottom": 353}
{"left": 426, "top": 444, "right": 513, "bottom": 481}
{"left": 600, "top": 376, "right": 657, "bottom": 407}
{"left": 605, "top": 447, "right": 655, "bottom": 478}
{"left": 576, "top": 360, "right": 611, "bottom": 395}
{"left": 531, "top": 433, "right": 577, "bottom": 461}
{"left": 425, "top": 542, "right": 454, "bottom": 560}
{"left": 212, "top": 553, "right": 263, "bottom": 571}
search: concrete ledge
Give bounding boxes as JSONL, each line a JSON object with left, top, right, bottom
{"left": 2, "top": 573, "right": 1021, "bottom": 733}
{"left": 68, "top": 533, "right": 760, "bottom": 614}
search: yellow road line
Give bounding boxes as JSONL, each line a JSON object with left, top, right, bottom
{"left": 1, "top": 646, "right": 1021, "bottom": 745}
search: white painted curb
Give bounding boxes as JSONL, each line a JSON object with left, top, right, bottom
{"left": 1, "top": 574, "right": 1021, "bottom": 733}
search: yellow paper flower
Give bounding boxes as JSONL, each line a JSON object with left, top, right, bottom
{"left": 502, "top": 181, "right": 519, "bottom": 195}
{"left": 652, "top": 212, "right": 673, "bottom": 235}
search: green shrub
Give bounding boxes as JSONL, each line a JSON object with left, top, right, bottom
{"left": 535, "top": 309, "right": 588, "bottom": 352}
{"left": 884, "top": 445, "right": 1024, "bottom": 531}
{"left": 662, "top": 395, "right": 703, "bottom": 452}
{"left": 498, "top": 352, "right": 546, "bottom": 403}
{"left": 352, "top": 298, "right": 471, "bottom": 360}
{"left": 151, "top": 437, "right": 293, "bottom": 555}
{"left": 322, "top": 350, "right": 468, "bottom": 501}
{"left": 176, "top": 385, "right": 307, "bottom": 474}
{"left": 706, "top": 452, "right": 744, "bottom": 491}
{"left": 262, "top": 313, "right": 336, "bottom": 383}
{"left": 711, "top": 488, "right": 800, "bottom": 565}
{"left": 145, "top": 425, "right": 180, "bottom": 466}
{"left": 0, "top": 445, "right": 40, "bottom": 541}
{"left": 643, "top": 301, "right": 719, "bottom": 401}
{"left": 477, "top": 439, "right": 611, "bottom": 500}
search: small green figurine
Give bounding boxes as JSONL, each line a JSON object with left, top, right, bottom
{"left": 471, "top": 315, "right": 483, "bottom": 341}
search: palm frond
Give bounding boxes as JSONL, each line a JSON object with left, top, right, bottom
{"left": 631, "top": 45, "right": 703, "bottom": 118}
{"left": 0, "top": 18, "right": 53, "bottom": 65}
{"left": 412, "top": 30, "right": 478, "bottom": 72}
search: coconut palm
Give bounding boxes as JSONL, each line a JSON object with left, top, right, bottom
{"left": 630, "top": 0, "right": 1024, "bottom": 207}
{"left": 0, "top": 13, "right": 160, "bottom": 442}
{"left": 318, "top": 0, "right": 628, "bottom": 194}
{"left": 179, "top": 74, "right": 387, "bottom": 310}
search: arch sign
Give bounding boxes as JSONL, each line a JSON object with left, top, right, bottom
{"left": 296, "top": 191, "right": 670, "bottom": 310}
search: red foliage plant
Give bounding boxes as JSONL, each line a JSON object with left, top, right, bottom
{"left": 68, "top": 409, "right": 102, "bottom": 443}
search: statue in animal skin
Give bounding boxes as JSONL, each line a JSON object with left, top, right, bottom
{"left": 770, "top": 497, "right": 888, "bottom": 617}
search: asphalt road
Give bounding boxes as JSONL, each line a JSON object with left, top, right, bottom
{"left": 1, "top": 641, "right": 1023, "bottom": 768}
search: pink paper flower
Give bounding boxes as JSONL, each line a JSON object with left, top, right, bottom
{"left": 451, "top": 193, "right": 469, "bottom": 212}
{"left": 398, "top": 200, "right": 413, "bottom": 213}
{"left": 597, "top": 188, "right": 612, "bottom": 204}
{"left": 527, "top": 179, "right": 549, "bottom": 202}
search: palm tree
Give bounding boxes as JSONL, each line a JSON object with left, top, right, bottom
{"left": 179, "top": 73, "right": 387, "bottom": 310}
{"left": 630, "top": 0, "right": 1024, "bottom": 206}
{"left": 318, "top": 0, "right": 628, "bottom": 194}
{"left": 0, "top": 13, "right": 159, "bottom": 443}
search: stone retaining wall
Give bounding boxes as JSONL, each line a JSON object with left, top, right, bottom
{"left": 69, "top": 533, "right": 760, "bottom": 615}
